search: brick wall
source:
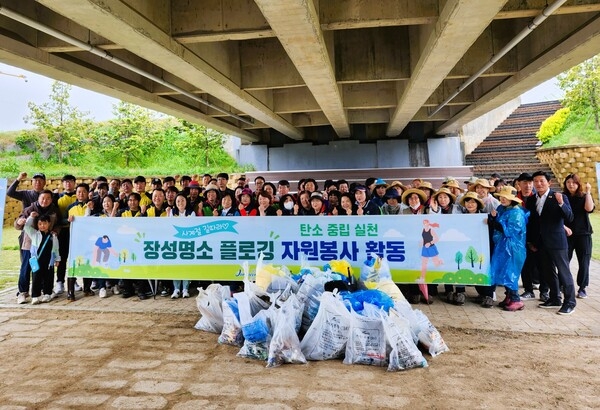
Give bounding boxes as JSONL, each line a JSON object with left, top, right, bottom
{"left": 537, "top": 144, "right": 600, "bottom": 199}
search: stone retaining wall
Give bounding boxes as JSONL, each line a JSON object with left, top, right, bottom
{"left": 536, "top": 144, "right": 600, "bottom": 199}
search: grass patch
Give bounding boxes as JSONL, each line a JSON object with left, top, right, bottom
{"left": 1, "top": 227, "right": 20, "bottom": 291}
{"left": 590, "top": 212, "right": 600, "bottom": 261}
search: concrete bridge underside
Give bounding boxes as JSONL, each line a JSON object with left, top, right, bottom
{"left": 0, "top": 0, "right": 599, "bottom": 147}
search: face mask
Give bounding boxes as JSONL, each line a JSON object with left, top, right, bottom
{"left": 284, "top": 201, "right": 294, "bottom": 211}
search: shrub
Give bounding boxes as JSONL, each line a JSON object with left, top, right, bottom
{"left": 537, "top": 107, "right": 570, "bottom": 144}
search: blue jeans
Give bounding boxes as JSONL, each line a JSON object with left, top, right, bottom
{"left": 173, "top": 280, "right": 189, "bottom": 291}
{"left": 18, "top": 249, "right": 31, "bottom": 294}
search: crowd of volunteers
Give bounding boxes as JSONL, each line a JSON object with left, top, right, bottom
{"left": 7, "top": 169, "right": 593, "bottom": 316}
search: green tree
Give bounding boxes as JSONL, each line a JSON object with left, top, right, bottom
{"left": 558, "top": 55, "right": 600, "bottom": 130}
{"left": 23, "top": 81, "right": 93, "bottom": 163}
{"left": 96, "top": 101, "right": 159, "bottom": 167}
{"left": 478, "top": 253, "right": 484, "bottom": 270}
{"left": 454, "top": 251, "right": 463, "bottom": 270}
{"left": 465, "top": 246, "right": 478, "bottom": 268}
{"left": 173, "top": 120, "right": 226, "bottom": 167}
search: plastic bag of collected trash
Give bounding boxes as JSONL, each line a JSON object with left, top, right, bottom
{"left": 359, "top": 254, "right": 405, "bottom": 302}
{"left": 218, "top": 298, "right": 244, "bottom": 346}
{"left": 236, "top": 292, "right": 271, "bottom": 361}
{"left": 300, "top": 291, "right": 351, "bottom": 360}
{"left": 343, "top": 303, "right": 387, "bottom": 367}
{"left": 194, "top": 284, "right": 230, "bottom": 333}
{"left": 255, "top": 252, "right": 299, "bottom": 294}
{"left": 296, "top": 274, "right": 329, "bottom": 334}
{"left": 414, "top": 309, "right": 449, "bottom": 357}
{"left": 267, "top": 294, "right": 307, "bottom": 368}
{"left": 340, "top": 289, "right": 395, "bottom": 313}
{"left": 381, "top": 308, "right": 427, "bottom": 371}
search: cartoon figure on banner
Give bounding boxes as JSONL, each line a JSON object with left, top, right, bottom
{"left": 92, "top": 235, "right": 119, "bottom": 268}
{"left": 420, "top": 219, "right": 444, "bottom": 281}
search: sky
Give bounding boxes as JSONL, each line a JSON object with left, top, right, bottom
{"left": 0, "top": 61, "right": 564, "bottom": 132}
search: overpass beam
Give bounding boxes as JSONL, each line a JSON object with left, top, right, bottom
{"left": 386, "top": 0, "right": 509, "bottom": 137}
{"left": 254, "top": 0, "right": 351, "bottom": 138}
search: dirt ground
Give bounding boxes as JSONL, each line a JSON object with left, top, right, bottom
{"left": 0, "top": 308, "right": 599, "bottom": 409}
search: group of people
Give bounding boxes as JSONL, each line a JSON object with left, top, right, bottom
{"left": 7, "top": 169, "right": 593, "bottom": 316}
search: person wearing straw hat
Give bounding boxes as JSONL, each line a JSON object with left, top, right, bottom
{"left": 429, "top": 187, "right": 462, "bottom": 305}
{"left": 472, "top": 178, "right": 500, "bottom": 213}
{"left": 419, "top": 181, "right": 436, "bottom": 207}
{"left": 389, "top": 180, "right": 407, "bottom": 196}
{"left": 429, "top": 187, "right": 459, "bottom": 214}
{"left": 459, "top": 191, "right": 496, "bottom": 308}
{"left": 489, "top": 186, "right": 529, "bottom": 311}
{"left": 442, "top": 178, "right": 464, "bottom": 202}
{"left": 401, "top": 188, "right": 427, "bottom": 215}
{"left": 400, "top": 188, "right": 437, "bottom": 304}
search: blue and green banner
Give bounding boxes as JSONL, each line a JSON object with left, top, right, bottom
{"left": 68, "top": 214, "right": 490, "bottom": 285}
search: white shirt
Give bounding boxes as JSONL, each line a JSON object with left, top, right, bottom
{"left": 536, "top": 190, "right": 550, "bottom": 215}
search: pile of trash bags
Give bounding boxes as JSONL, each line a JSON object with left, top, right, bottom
{"left": 194, "top": 253, "right": 448, "bottom": 371}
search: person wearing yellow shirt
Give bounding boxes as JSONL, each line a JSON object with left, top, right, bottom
{"left": 133, "top": 175, "right": 153, "bottom": 212}
{"left": 54, "top": 174, "right": 78, "bottom": 295}
{"left": 65, "top": 183, "right": 95, "bottom": 301}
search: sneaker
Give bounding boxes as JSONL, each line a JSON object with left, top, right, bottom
{"left": 41, "top": 294, "right": 53, "bottom": 303}
{"left": 539, "top": 292, "right": 549, "bottom": 303}
{"left": 112, "top": 285, "right": 120, "bottom": 295}
{"left": 557, "top": 305, "right": 575, "bottom": 315}
{"left": 17, "top": 293, "right": 27, "bottom": 305}
{"left": 453, "top": 292, "right": 465, "bottom": 306}
{"left": 161, "top": 289, "right": 169, "bottom": 297}
{"left": 83, "top": 290, "right": 95, "bottom": 297}
{"left": 31, "top": 297, "right": 41, "bottom": 305}
{"left": 520, "top": 291, "right": 535, "bottom": 299}
{"left": 74, "top": 281, "right": 82, "bottom": 292}
{"left": 481, "top": 296, "right": 494, "bottom": 308}
{"left": 99, "top": 288, "right": 107, "bottom": 298}
{"left": 171, "top": 289, "right": 180, "bottom": 299}
{"left": 504, "top": 300, "right": 525, "bottom": 311}
{"left": 90, "top": 281, "right": 98, "bottom": 290}
{"left": 577, "top": 288, "right": 587, "bottom": 299}
{"left": 538, "top": 299, "right": 562, "bottom": 309}
{"left": 182, "top": 289, "right": 190, "bottom": 299}
{"left": 445, "top": 291, "right": 455, "bottom": 304}
{"left": 53, "top": 282, "right": 64, "bottom": 295}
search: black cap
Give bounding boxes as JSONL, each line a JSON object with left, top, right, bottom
{"left": 151, "top": 178, "right": 162, "bottom": 185}
{"left": 33, "top": 173, "right": 46, "bottom": 180}
{"left": 133, "top": 176, "right": 146, "bottom": 183}
{"left": 61, "top": 174, "right": 76, "bottom": 182}
{"left": 516, "top": 172, "right": 533, "bottom": 181}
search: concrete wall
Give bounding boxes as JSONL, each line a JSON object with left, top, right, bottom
{"left": 238, "top": 139, "right": 414, "bottom": 171}
{"left": 461, "top": 98, "right": 522, "bottom": 155}
{"left": 427, "top": 135, "right": 463, "bottom": 166}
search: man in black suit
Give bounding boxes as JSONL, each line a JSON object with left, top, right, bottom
{"left": 526, "top": 171, "right": 576, "bottom": 315}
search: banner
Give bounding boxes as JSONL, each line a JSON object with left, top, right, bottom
{"left": 0, "top": 178, "right": 6, "bottom": 251}
{"left": 69, "top": 214, "right": 490, "bottom": 285}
